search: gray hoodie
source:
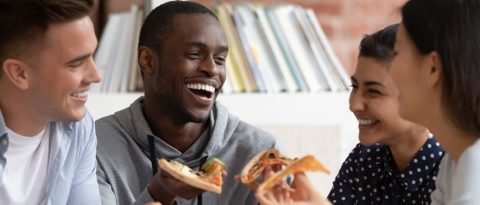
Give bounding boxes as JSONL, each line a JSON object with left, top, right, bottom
{"left": 96, "top": 97, "right": 278, "bottom": 205}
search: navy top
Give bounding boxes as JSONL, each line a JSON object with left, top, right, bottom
{"left": 327, "top": 137, "right": 444, "bottom": 205}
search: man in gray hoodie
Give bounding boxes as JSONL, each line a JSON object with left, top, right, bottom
{"left": 95, "top": 1, "right": 278, "bottom": 205}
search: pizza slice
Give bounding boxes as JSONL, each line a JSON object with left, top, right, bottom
{"left": 256, "top": 155, "right": 330, "bottom": 194}
{"left": 240, "top": 148, "right": 296, "bottom": 184}
{"left": 158, "top": 157, "right": 227, "bottom": 194}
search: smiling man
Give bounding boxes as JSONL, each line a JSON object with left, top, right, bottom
{"left": 95, "top": 1, "right": 278, "bottom": 205}
{"left": 0, "top": 0, "right": 102, "bottom": 204}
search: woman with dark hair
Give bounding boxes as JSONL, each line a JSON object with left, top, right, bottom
{"left": 255, "top": 0, "right": 480, "bottom": 204}
{"left": 389, "top": 0, "right": 480, "bottom": 204}
{"left": 327, "top": 24, "right": 443, "bottom": 205}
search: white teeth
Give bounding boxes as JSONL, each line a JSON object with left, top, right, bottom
{"left": 72, "top": 91, "right": 88, "bottom": 98}
{"left": 186, "top": 83, "right": 215, "bottom": 93}
{"left": 358, "top": 119, "right": 377, "bottom": 125}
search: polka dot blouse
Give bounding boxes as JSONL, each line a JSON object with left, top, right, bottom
{"left": 327, "top": 137, "right": 444, "bottom": 205}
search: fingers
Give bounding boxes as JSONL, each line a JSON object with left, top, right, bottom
{"left": 235, "top": 175, "right": 259, "bottom": 191}
{"left": 144, "top": 202, "right": 162, "bottom": 205}
{"left": 291, "top": 173, "right": 315, "bottom": 193}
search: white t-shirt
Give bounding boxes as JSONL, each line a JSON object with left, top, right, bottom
{"left": 0, "top": 125, "right": 50, "bottom": 205}
{"left": 431, "top": 138, "right": 480, "bottom": 205}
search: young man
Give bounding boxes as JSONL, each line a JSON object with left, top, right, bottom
{"left": 95, "top": 1, "right": 278, "bottom": 205}
{"left": 0, "top": 0, "right": 102, "bottom": 204}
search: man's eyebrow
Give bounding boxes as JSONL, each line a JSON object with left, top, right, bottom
{"left": 65, "top": 53, "right": 91, "bottom": 64}
{"left": 185, "top": 42, "right": 228, "bottom": 52}
{"left": 365, "top": 81, "right": 385, "bottom": 87}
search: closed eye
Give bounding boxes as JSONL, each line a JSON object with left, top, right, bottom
{"left": 68, "top": 60, "right": 84, "bottom": 68}
{"left": 367, "top": 89, "right": 383, "bottom": 96}
{"left": 214, "top": 56, "right": 226, "bottom": 66}
{"left": 186, "top": 52, "right": 201, "bottom": 60}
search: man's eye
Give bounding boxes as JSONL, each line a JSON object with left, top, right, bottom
{"left": 368, "top": 89, "right": 382, "bottom": 95}
{"left": 69, "top": 61, "right": 84, "bottom": 68}
{"left": 186, "top": 52, "right": 201, "bottom": 59}
{"left": 214, "top": 56, "right": 226, "bottom": 65}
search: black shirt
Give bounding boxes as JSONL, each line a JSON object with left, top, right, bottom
{"left": 328, "top": 137, "right": 444, "bottom": 205}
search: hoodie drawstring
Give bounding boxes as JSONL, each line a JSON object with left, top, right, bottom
{"left": 148, "top": 135, "right": 158, "bottom": 176}
{"left": 197, "top": 156, "right": 208, "bottom": 205}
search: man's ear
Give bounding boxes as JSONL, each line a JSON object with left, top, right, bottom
{"left": 2, "top": 58, "right": 29, "bottom": 90}
{"left": 427, "top": 51, "right": 442, "bottom": 87}
{"left": 138, "top": 46, "right": 157, "bottom": 76}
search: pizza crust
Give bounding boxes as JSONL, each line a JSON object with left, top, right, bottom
{"left": 158, "top": 159, "right": 222, "bottom": 193}
{"left": 256, "top": 155, "right": 329, "bottom": 194}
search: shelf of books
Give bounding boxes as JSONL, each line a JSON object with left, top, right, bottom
{"left": 93, "top": 1, "right": 351, "bottom": 93}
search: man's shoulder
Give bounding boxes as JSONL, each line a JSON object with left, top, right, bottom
{"left": 234, "top": 120, "right": 276, "bottom": 141}
{"left": 95, "top": 107, "right": 133, "bottom": 136}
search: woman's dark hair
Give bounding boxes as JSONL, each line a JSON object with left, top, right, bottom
{"left": 359, "top": 24, "right": 399, "bottom": 64}
{"left": 402, "top": 0, "right": 480, "bottom": 135}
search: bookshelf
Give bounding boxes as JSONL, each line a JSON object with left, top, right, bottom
{"left": 90, "top": 0, "right": 359, "bottom": 195}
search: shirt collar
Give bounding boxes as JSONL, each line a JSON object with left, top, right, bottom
{"left": 380, "top": 137, "right": 444, "bottom": 192}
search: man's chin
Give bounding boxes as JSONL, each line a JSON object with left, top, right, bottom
{"left": 63, "top": 109, "right": 86, "bottom": 122}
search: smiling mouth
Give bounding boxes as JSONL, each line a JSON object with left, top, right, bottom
{"left": 71, "top": 90, "right": 88, "bottom": 98}
{"left": 358, "top": 119, "right": 379, "bottom": 126}
{"left": 186, "top": 83, "right": 216, "bottom": 99}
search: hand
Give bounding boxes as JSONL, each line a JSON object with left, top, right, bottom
{"left": 145, "top": 202, "right": 162, "bottom": 205}
{"left": 255, "top": 172, "right": 331, "bottom": 205}
{"left": 148, "top": 169, "right": 205, "bottom": 205}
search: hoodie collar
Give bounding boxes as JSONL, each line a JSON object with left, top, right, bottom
{"left": 124, "top": 97, "right": 240, "bottom": 166}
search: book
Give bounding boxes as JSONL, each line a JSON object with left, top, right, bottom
{"left": 272, "top": 4, "right": 330, "bottom": 92}
{"left": 231, "top": 6, "right": 267, "bottom": 92}
{"left": 108, "top": 4, "right": 139, "bottom": 92}
{"left": 215, "top": 4, "right": 246, "bottom": 92}
{"left": 254, "top": 4, "right": 299, "bottom": 92}
{"left": 264, "top": 7, "right": 309, "bottom": 92}
{"left": 293, "top": 7, "right": 339, "bottom": 91}
{"left": 93, "top": 12, "right": 123, "bottom": 92}
{"left": 219, "top": 4, "right": 258, "bottom": 92}
{"left": 127, "top": 9, "right": 144, "bottom": 92}
{"left": 306, "top": 9, "right": 350, "bottom": 91}
{"left": 235, "top": 4, "right": 285, "bottom": 93}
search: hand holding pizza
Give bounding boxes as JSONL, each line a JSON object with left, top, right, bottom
{"left": 148, "top": 167, "right": 206, "bottom": 205}
{"left": 148, "top": 158, "right": 226, "bottom": 204}
{"left": 238, "top": 149, "right": 331, "bottom": 205}
{"left": 255, "top": 172, "right": 331, "bottom": 205}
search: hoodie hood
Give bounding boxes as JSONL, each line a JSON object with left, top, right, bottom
{"left": 113, "top": 97, "right": 240, "bottom": 166}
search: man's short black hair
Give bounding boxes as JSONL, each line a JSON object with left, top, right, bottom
{"left": 138, "top": 1, "right": 217, "bottom": 50}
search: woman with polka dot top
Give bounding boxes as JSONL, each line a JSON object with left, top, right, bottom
{"left": 256, "top": 24, "right": 445, "bottom": 205}
{"left": 326, "top": 24, "right": 444, "bottom": 205}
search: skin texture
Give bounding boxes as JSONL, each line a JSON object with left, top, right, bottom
{"left": 389, "top": 23, "right": 478, "bottom": 161}
{"left": 137, "top": 13, "right": 228, "bottom": 205}
{"left": 0, "top": 16, "right": 101, "bottom": 136}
